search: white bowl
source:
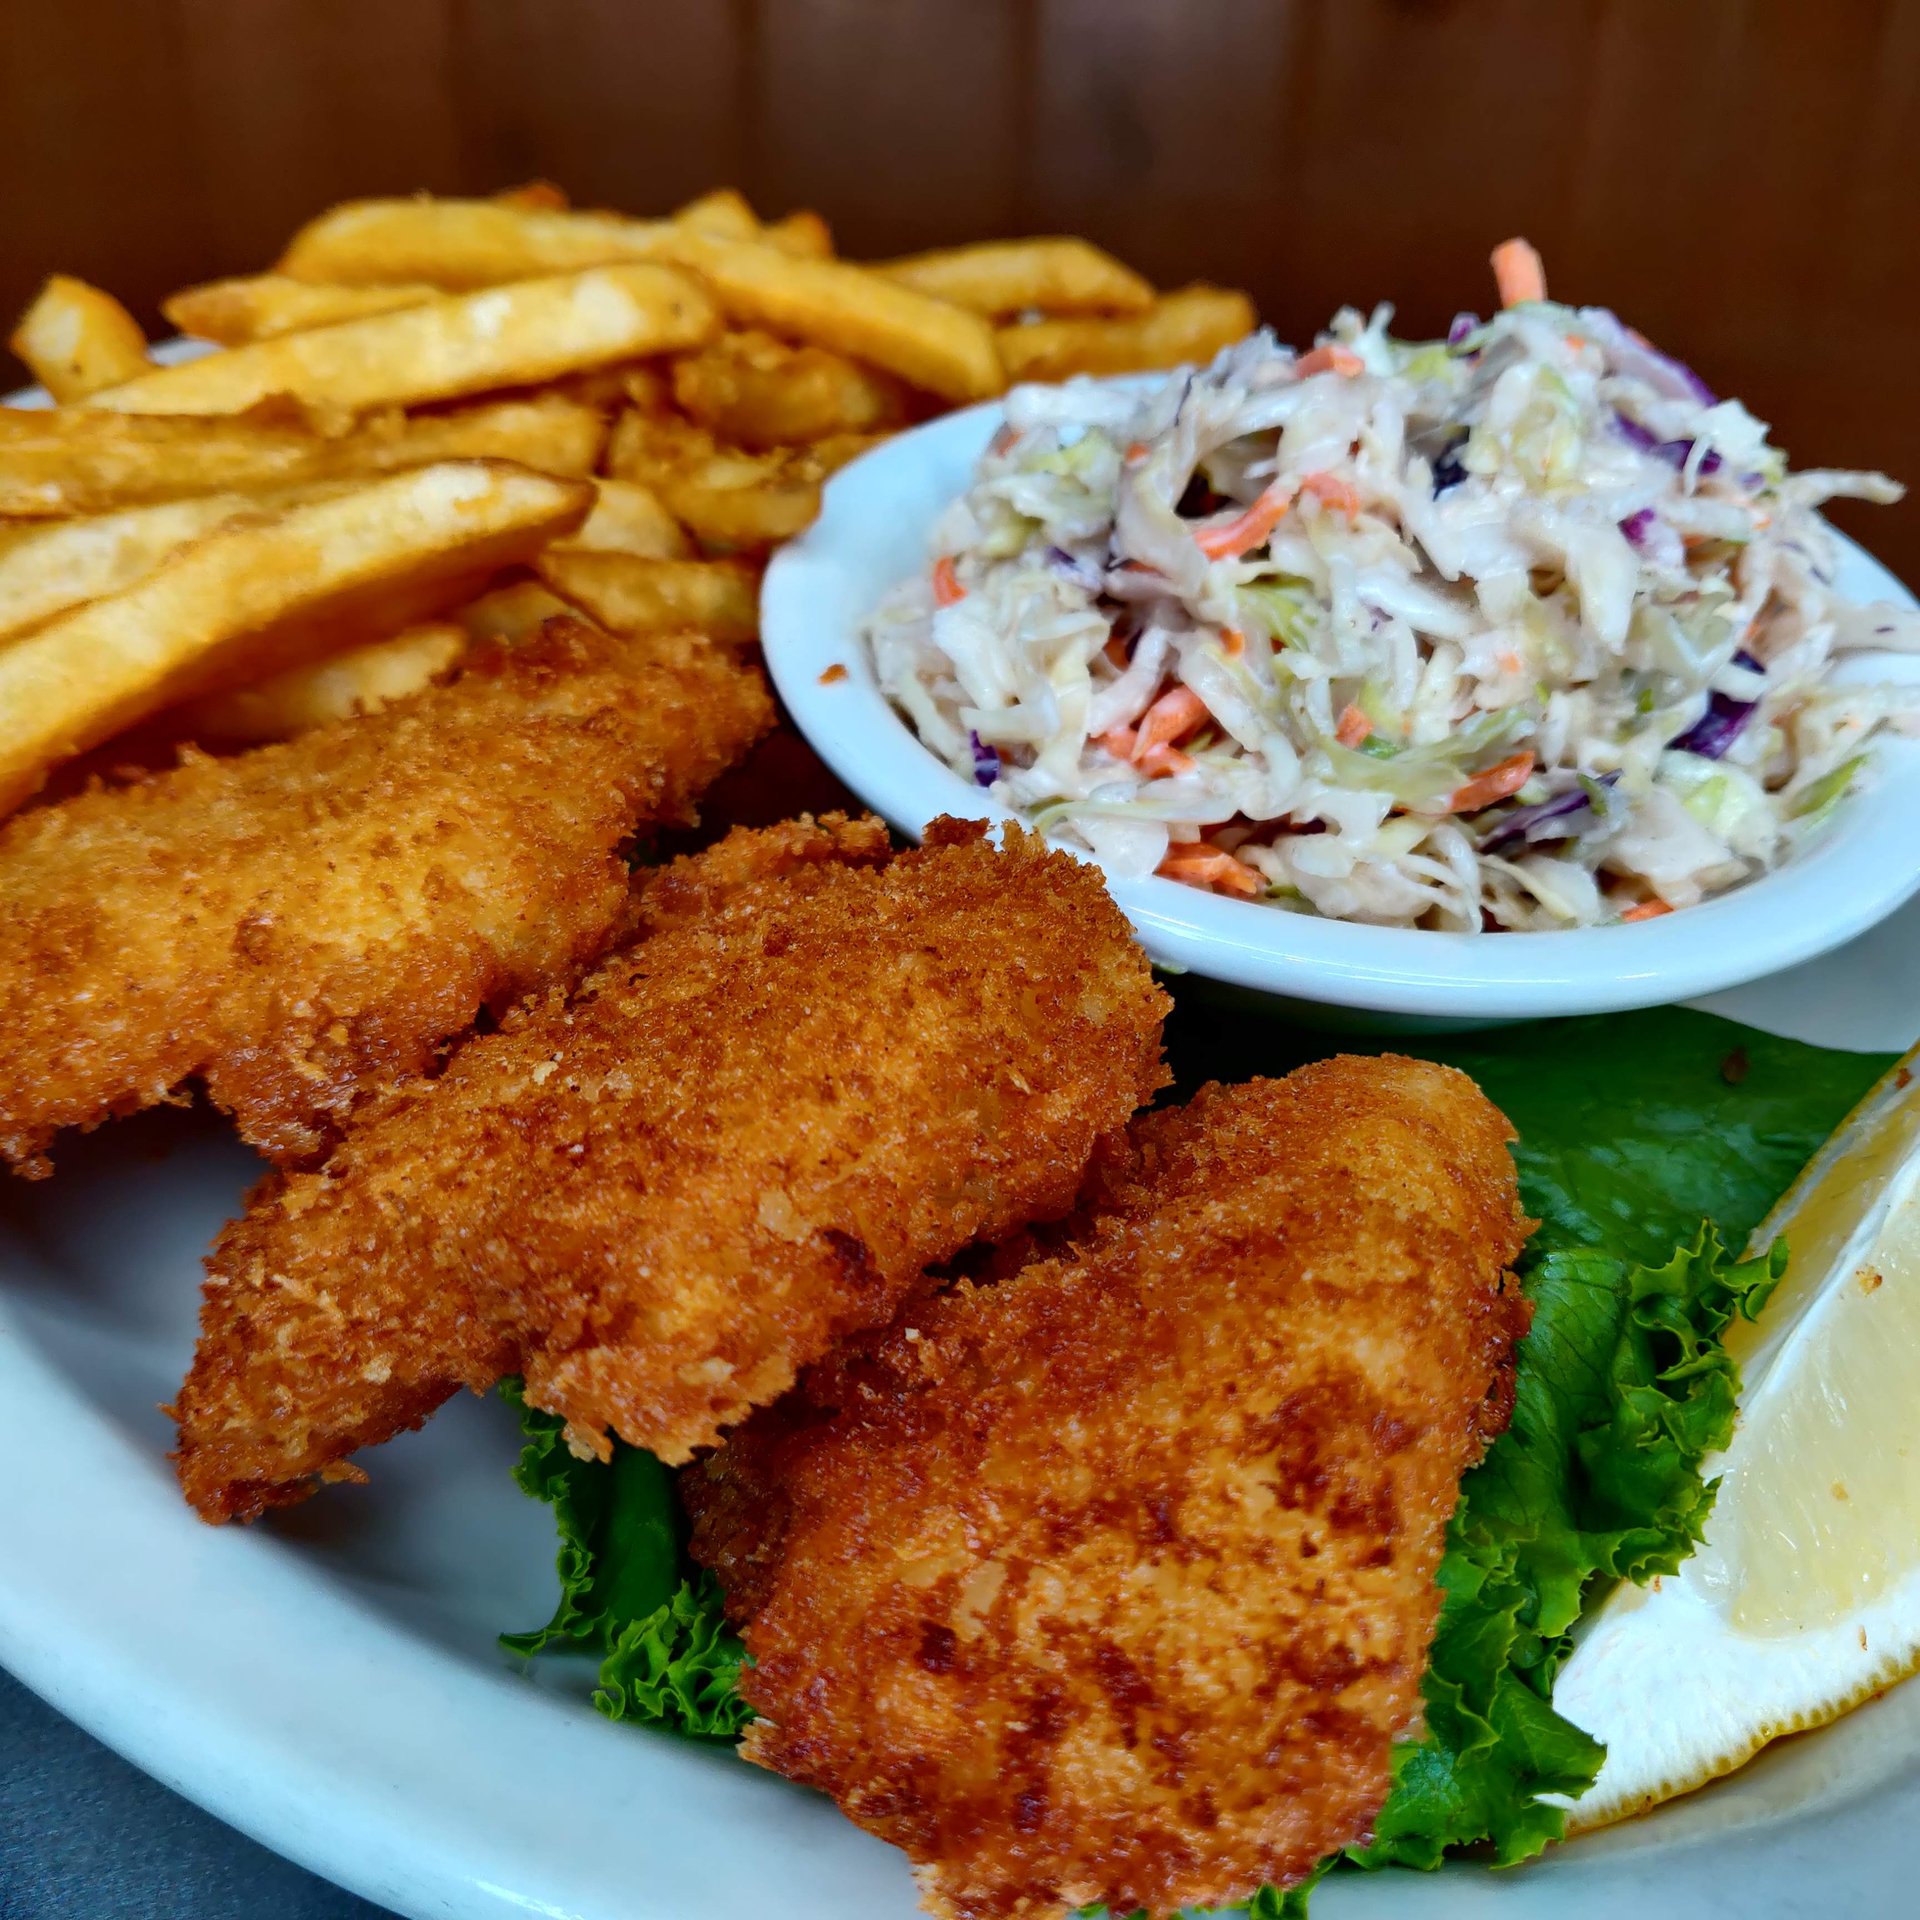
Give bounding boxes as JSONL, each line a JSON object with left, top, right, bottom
{"left": 763, "top": 392, "right": 1920, "bottom": 1027}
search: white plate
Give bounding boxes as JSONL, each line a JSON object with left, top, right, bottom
{"left": 2, "top": 356, "right": 1916, "bottom": 1918}
{"left": 762, "top": 394, "right": 1920, "bottom": 1026}
{"left": 4, "top": 934, "right": 1920, "bottom": 1920}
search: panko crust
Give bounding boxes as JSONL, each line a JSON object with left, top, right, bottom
{"left": 686, "top": 1058, "right": 1533, "bottom": 1920}
{"left": 175, "top": 820, "right": 1169, "bottom": 1521}
{"left": 0, "top": 617, "right": 772, "bottom": 1175}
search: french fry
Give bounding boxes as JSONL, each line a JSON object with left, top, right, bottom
{"left": 86, "top": 265, "right": 717, "bottom": 417}
{"left": 10, "top": 275, "right": 152, "bottom": 402}
{"left": 0, "top": 493, "right": 265, "bottom": 639}
{"left": 603, "top": 409, "right": 727, "bottom": 485}
{"left": 543, "top": 360, "right": 672, "bottom": 414}
{"left": 493, "top": 180, "right": 570, "bottom": 212}
{"left": 163, "top": 275, "right": 440, "bottom": 346}
{"left": 655, "top": 233, "right": 1003, "bottom": 403}
{"left": 451, "top": 579, "right": 577, "bottom": 645}
{"left": 657, "top": 456, "right": 821, "bottom": 551}
{"left": 536, "top": 551, "right": 759, "bottom": 644}
{"left": 803, "top": 431, "right": 890, "bottom": 474}
{"left": 763, "top": 209, "right": 834, "bottom": 259}
{"left": 176, "top": 621, "right": 467, "bottom": 746}
{"left": 671, "top": 329, "right": 911, "bottom": 448}
{"left": 277, "top": 199, "right": 1003, "bottom": 401}
{"left": 277, "top": 198, "right": 670, "bottom": 287}
{"left": 555, "top": 479, "right": 689, "bottom": 560}
{"left": 0, "top": 394, "right": 606, "bottom": 517}
{"left": 603, "top": 410, "right": 814, "bottom": 549}
{"left": 878, "top": 238, "right": 1154, "bottom": 318}
{"left": 0, "top": 461, "right": 591, "bottom": 814}
{"left": 371, "top": 393, "right": 608, "bottom": 476}
{"left": 995, "top": 283, "right": 1258, "bottom": 383}
{"left": 672, "top": 187, "right": 763, "bottom": 242}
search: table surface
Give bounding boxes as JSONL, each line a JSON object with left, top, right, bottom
{"left": 2, "top": 3, "right": 1917, "bottom": 1914}
{"left": 1, "top": 0, "right": 1916, "bottom": 576}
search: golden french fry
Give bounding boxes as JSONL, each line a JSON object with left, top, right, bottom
{"left": 451, "top": 579, "right": 577, "bottom": 645}
{"left": 277, "top": 199, "right": 1002, "bottom": 401}
{"left": 803, "top": 431, "right": 890, "bottom": 475}
{"left": 671, "top": 329, "right": 911, "bottom": 448}
{"left": 373, "top": 393, "right": 608, "bottom": 476}
{"left": 542, "top": 360, "right": 673, "bottom": 414}
{"left": 86, "top": 265, "right": 717, "bottom": 417}
{"left": 10, "top": 276, "right": 152, "bottom": 403}
{"left": 672, "top": 187, "right": 763, "bottom": 242}
{"left": 163, "top": 275, "right": 440, "bottom": 346}
{"left": 0, "top": 460, "right": 591, "bottom": 814}
{"left": 878, "top": 238, "right": 1154, "bottom": 318}
{"left": 603, "top": 409, "right": 726, "bottom": 485}
{"left": 177, "top": 621, "right": 467, "bottom": 746}
{"left": 0, "top": 393, "right": 606, "bottom": 517}
{"left": 995, "top": 283, "right": 1257, "bottom": 383}
{"left": 536, "top": 551, "right": 759, "bottom": 644}
{"left": 278, "top": 198, "right": 668, "bottom": 287}
{"left": 601, "top": 409, "right": 818, "bottom": 550}
{"left": 658, "top": 461, "right": 821, "bottom": 551}
{"left": 763, "top": 209, "right": 834, "bottom": 259}
{"left": 658, "top": 233, "right": 1002, "bottom": 403}
{"left": 556, "top": 479, "right": 689, "bottom": 560}
{"left": 0, "top": 492, "right": 274, "bottom": 639}
{"left": 493, "top": 180, "right": 570, "bottom": 212}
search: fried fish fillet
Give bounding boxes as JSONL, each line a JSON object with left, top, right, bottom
{"left": 174, "top": 819, "right": 1169, "bottom": 1522}
{"left": 0, "top": 617, "right": 771, "bottom": 1176}
{"left": 685, "top": 1058, "right": 1533, "bottom": 1920}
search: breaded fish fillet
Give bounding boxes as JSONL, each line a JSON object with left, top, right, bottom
{"left": 685, "top": 1058, "right": 1533, "bottom": 1920}
{"left": 0, "top": 618, "right": 771, "bottom": 1176}
{"left": 175, "top": 819, "right": 1169, "bottom": 1523}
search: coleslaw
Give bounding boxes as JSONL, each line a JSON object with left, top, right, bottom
{"left": 863, "top": 243, "right": 1920, "bottom": 930}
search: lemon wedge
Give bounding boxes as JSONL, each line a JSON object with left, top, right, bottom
{"left": 1550, "top": 1040, "right": 1920, "bottom": 1830}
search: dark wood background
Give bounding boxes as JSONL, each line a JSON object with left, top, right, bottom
{"left": 3, "top": 0, "right": 1915, "bottom": 574}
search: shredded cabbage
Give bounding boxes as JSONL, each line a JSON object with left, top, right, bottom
{"left": 863, "top": 281, "right": 1920, "bottom": 929}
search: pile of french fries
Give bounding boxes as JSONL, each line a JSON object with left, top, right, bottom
{"left": 0, "top": 181, "right": 1257, "bottom": 817}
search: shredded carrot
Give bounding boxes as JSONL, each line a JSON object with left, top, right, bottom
{"left": 1294, "top": 344, "right": 1365, "bottom": 378}
{"left": 1620, "top": 899, "right": 1674, "bottom": 923}
{"left": 1195, "top": 477, "right": 1298, "bottom": 560}
{"left": 1220, "top": 626, "right": 1246, "bottom": 658}
{"left": 1137, "top": 743, "right": 1196, "bottom": 778}
{"left": 1158, "top": 845, "right": 1262, "bottom": 897}
{"left": 1496, "top": 650, "right": 1522, "bottom": 674}
{"left": 1300, "top": 472, "right": 1362, "bottom": 519}
{"left": 1335, "top": 702, "right": 1373, "bottom": 747}
{"left": 1491, "top": 237, "right": 1546, "bottom": 308}
{"left": 988, "top": 422, "right": 1019, "bottom": 457}
{"left": 1125, "top": 440, "right": 1149, "bottom": 461}
{"left": 932, "top": 555, "right": 965, "bottom": 606}
{"left": 1103, "top": 632, "right": 1131, "bottom": 668}
{"left": 1133, "top": 685, "right": 1208, "bottom": 760}
{"left": 1447, "top": 750, "right": 1536, "bottom": 814}
{"left": 817, "top": 663, "right": 849, "bottom": 684}
{"left": 1096, "top": 726, "right": 1137, "bottom": 758}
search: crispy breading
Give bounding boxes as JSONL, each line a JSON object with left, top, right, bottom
{"left": 174, "top": 820, "right": 1169, "bottom": 1523}
{"left": 621, "top": 808, "right": 892, "bottom": 944}
{"left": 0, "top": 617, "right": 772, "bottom": 1176}
{"left": 685, "top": 1058, "right": 1533, "bottom": 1920}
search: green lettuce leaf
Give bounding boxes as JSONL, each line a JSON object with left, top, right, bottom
{"left": 498, "top": 1379, "right": 680, "bottom": 1656}
{"left": 499, "top": 1381, "right": 750, "bottom": 1740}
{"left": 1350, "top": 1224, "right": 1783, "bottom": 1871}
{"left": 596, "top": 1572, "right": 753, "bottom": 1740}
